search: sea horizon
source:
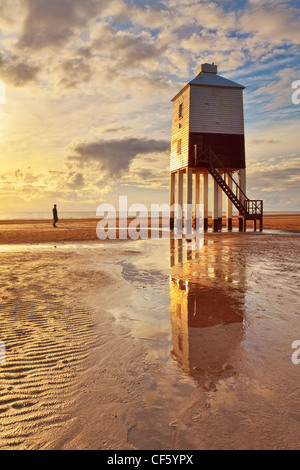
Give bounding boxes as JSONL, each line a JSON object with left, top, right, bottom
{"left": 0, "top": 210, "right": 299, "bottom": 221}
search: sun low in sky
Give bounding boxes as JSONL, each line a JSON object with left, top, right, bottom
{"left": 0, "top": 0, "right": 299, "bottom": 214}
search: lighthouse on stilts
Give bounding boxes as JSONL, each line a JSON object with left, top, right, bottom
{"left": 169, "top": 62, "right": 263, "bottom": 233}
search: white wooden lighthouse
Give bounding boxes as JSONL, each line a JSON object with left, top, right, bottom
{"left": 169, "top": 63, "right": 263, "bottom": 232}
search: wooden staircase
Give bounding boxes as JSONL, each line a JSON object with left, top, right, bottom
{"left": 203, "top": 147, "right": 263, "bottom": 231}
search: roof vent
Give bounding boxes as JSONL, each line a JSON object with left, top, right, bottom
{"left": 195, "top": 63, "right": 217, "bottom": 76}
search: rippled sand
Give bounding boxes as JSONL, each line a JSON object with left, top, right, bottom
{"left": 0, "top": 232, "right": 299, "bottom": 449}
{"left": 0, "top": 248, "right": 111, "bottom": 449}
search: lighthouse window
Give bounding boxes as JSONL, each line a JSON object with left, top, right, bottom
{"left": 179, "top": 103, "right": 183, "bottom": 118}
{"left": 177, "top": 139, "right": 182, "bottom": 155}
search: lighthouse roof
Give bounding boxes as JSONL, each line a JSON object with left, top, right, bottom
{"left": 189, "top": 72, "right": 245, "bottom": 89}
{"left": 171, "top": 63, "right": 245, "bottom": 102}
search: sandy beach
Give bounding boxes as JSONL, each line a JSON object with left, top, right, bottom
{"left": 0, "top": 215, "right": 299, "bottom": 450}
{"left": 0, "top": 214, "right": 299, "bottom": 245}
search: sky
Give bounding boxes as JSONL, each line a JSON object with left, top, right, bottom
{"left": 0, "top": 0, "right": 299, "bottom": 215}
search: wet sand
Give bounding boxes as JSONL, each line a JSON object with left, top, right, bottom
{"left": 0, "top": 225, "right": 300, "bottom": 449}
{"left": 0, "top": 214, "right": 299, "bottom": 245}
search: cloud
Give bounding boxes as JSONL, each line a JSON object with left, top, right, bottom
{"left": 0, "top": 0, "right": 299, "bottom": 213}
{"left": 0, "top": 1, "right": 21, "bottom": 24}
{"left": 123, "top": 166, "right": 169, "bottom": 190}
{"left": 18, "top": 0, "right": 105, "bottom": 50}
{"left": 248, "top": 139, "right": 281, "bottom": 145}
{"left": 249, "top": 67, "right": 300, "bottom": 109}
{"left": 66, "top": 137, "right": 170, "bottom": 179}
{"left": 57, "top": 58, "right": 93, "bottom": 89}
{"left": 0, "top": 53, "right": 39, "bottom": 86}
{"left": 247, "top": 154, "right": 300, "bottom": 192}
{"left": 100, "top": 125, "right": 133, "bottom": 135}
{"left": 0, "top": 167, "right": 90, "bottom": 206}
{"left": 90, "top": 24, "right": 168, "bottom": 70}
{"left": 238, "top": 4, "right": 300, "bottom": 45}
{"left": 176, "top": 1, "right": 300, "bottom": 73}
{"left": 65, "top": 172, "right": 85, "bottom": 189}
{"left": 15, "top": 169, "right": 24, "bottom": 179}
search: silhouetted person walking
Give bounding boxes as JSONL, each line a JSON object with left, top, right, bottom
{"left": 53, "top": 204, "right": 58, "bottom": 227}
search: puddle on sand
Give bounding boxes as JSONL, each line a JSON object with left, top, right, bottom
{"left": 106, "top": 234, "right": 300, "bottom": 449}
{"left": 1, "top": 233, "right": 299, "bottom": 449}
{"left": 108, "top": 237, "right": 247, "bottom": 387}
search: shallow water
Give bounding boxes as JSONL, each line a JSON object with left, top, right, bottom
{"left": 104, "top": 234, "right": 300, "bottom": 449}
{"left": 0, "top": 232, "right": 300, "bottom": 449}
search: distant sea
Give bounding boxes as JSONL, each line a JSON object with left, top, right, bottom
{"left": 0, "top": 210, "right": 299, "bottom": 221}
{"left": 0, "top": 211, "right": 97, "bottom": 221}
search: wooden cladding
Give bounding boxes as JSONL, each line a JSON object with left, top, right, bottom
{"left": 170, "top": 87, "right": 190, "bottom": 172}
{"left": 190, "top": 86, "right": 244, "bottom": 135}
{"left": 170, "top": 82, "right": 246, "bottom": 172}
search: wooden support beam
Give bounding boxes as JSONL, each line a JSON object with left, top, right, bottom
{"left": 218, "top": 172, "right": 223, "bottom": 231}
{"left": 202, "top": 172, "right": 208, "bottom": 231}
{"left": 193, "top": 172, "right": 200, "bottom": 228}
{"left": 169, "top": 172, "right": 175, "bottom": 230}
{"left": 186, "top": 167, "right": 193, "bottom": 237}
{"left": 226, "top": 172, "right": 233, "bottom": 231}
{"left": 169, "top": 236, "right": 175, "bottom": 267}
{"left": 238, "top": 217, "right": 244, "bottom": 232}
{"left": 212, "top": 176, "right": 219, "bottom": 232}
{"left": 177, "top": 238, "right": 183, "bottom": 264}
{"left": 177, "top": 170, "right": 183, "bottom": 233}
{"left": 239, "top": 168, "right": 246, "bottom": 205}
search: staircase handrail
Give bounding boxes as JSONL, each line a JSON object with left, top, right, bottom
{"left": 196, "top": 146, "right": 263, "bottom": 217}
{"left": 202, "top": 146, "right": 249, "bottom": 202}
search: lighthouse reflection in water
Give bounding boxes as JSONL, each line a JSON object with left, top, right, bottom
{"left": 169, "top": 237, "right": 246, "bottom": 390}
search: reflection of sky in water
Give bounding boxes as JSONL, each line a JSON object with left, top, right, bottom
{"left": 168, "top": 237, "right": 247, "bottom": 388}
{"left": 112, "top": 241, "right": 173, "bottom": 364}
{"left": 102, "top": 237, "right": 247, "bottom": 389}
{"left": 2, "top": 235, "right": 299, "bottom": 393}
{"left": 1, "top": 234, "right": 300, "bottom": 449}
{"left": 105, "top": 234, "right": 300, "bottom": 396}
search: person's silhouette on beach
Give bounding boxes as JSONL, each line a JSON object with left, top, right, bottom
{"left": 53, "top": 204, "right": 58, "bottom": 228}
